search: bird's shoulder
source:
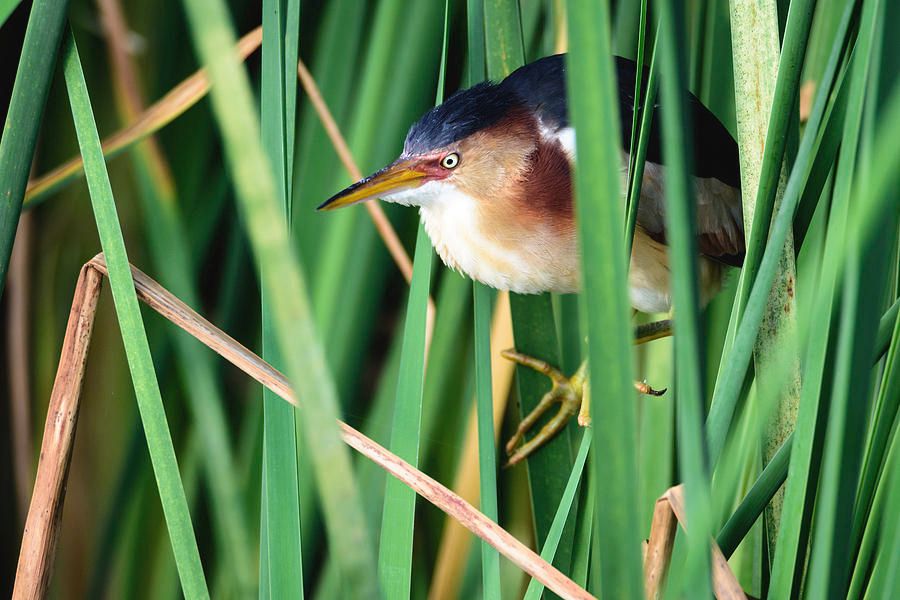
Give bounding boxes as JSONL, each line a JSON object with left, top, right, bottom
{"left": 500, "top": 54, "right": 741, "bottom": 189}
{"left": 613, "top": 57, "right": 742, "bottom": 188}
{"left": 500, "top": 54, "right": 569, "bottom": 131}
{"left": 501, "top": 54, "right": 745, "bottom": 266}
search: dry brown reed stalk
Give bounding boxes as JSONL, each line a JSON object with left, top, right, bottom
{"left": 24, "top": 27, "right": 262, "bottom": 205}
{"left": 7, "top": 212, "right": 34, "bottom": 522}
{"left": 96, "top": 0, "right": 177, "bottom": 196}
{"left": 428, "top": 291, "right": 515, "bottom": 600}
{"left": 97, "top": 0, "right": 145, "bottom": 118}
{"left": 799, "top": 80, "right": 816, "bottom": 123}
{"left": 553, "top": 0, "right": 568, "bottom": 54}
{"left": 16, "top": 255, "right": 591, "bottom": 600}
{"left": 643, "top": 489, "right": 678, "bottom": 598}
{"left": 296, "top": 59, "right": 436, "bottom": 349}
{"left": 644, "top": 485, "right": 747, "bottom": 600}
{"left": 13, "top": 264, "right": 102, "bottom": 600}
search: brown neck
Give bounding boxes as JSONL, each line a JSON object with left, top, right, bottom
{"left": 515, "top": 136, "right": 574, "bottom": 232}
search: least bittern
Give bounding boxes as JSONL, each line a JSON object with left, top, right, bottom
{"left": 319, "top": 55, "right": 743, "bottom": 465}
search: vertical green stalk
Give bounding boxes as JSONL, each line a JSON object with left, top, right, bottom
{"left": 467, "top": 1, "right": 501, "bottom": 596}
{"left": 472, "top": 281, "right": 501, "bottom": 597}
{"left": 130, "top": 79, "right": 256, "bottom": 599}
{"left": 308, "top": 0, "right": 404, "bottom": 333}
{"left": 866, "top": 427, "right": 900, "bottom": 597}
{"left": 63, "top": 32, "right": 208, "bottom": 599}
{"left": 378, "top": 8, "right": 447, "bottom": 595}
{"left": 707, "top": 0, "right": 823, "bottom": 466}
{"left": 289, "top": 0, "right": 371, "bottom": 556}
{"left": 306, "top": 0, "right": 441, "bottom": 414}
{"left": 524, "top": 432, "right": 591, "bottom": 600}
{"left": 624, "top": 34, "right": 659, "bottom": 255}
{"left": 483, "top": 3, "right": 576, "bottom": 575}
{"left": 377, "top": 224, "right": 434, "bottom": 597}
{"left": 726, "top": 0, "right": 807, "bottom": 546}
{"left": 292, "top": 0, "right": 366, "bottom": 263}
{"left": 566, "top": 1, "right": 643, "bottom": 597}
{"left": 759, "top": 6, "right": 860, "bottom": 592}
{"left": 260, "top": 0, "right": 303, "bottom": 596}
{"left": 569, "top": 466, "right": 595, "bottom": 588}
{"left": 774, "top": 53, "right": 900, "bottom": 600}
{"left": 853, "top": 303, "right": 900, "bottom": 554}
{"left": 179, "top": 0, "right": 379, "bottom": 595}
{"left": 0, "top": 0, "right": 70, "bottom": 295}
{"left": 482, "top": 0, "right": 525, "bottom": 82}
{"left": 712, "top": 4, "right": 855, "bottom": 588}
{"left": 652, "top": 0, "right": 712, "bottom": 595}
{"left": 727, "top": 0, "right": 815, "bottom": 319}
{"left": 813, "top": 2, "right": 882, "bottom": 582}
{"left": 623, "top": 0, "right": 649, "bottom": 254}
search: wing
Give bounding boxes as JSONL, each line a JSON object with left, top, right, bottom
{"left": 502, "top": 55, "right": 741, "bottom": 187}
{"left": 615, "top": 57, "right": 745, "bottom": 266}
{"left": 613, "top": 57, "right": 742, "bottom": 188}
{"left": 503, "top": 54, "right": 745, "bottom": 266}
{"left": 635, "top": 163, "right": 745, "bottom": 267}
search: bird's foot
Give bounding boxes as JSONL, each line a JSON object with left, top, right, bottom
{"left": 501, "top": 351, "right": 666, "bottom": 467}
{"left": 501, "top": 350, "right": 585, "bottom": 467}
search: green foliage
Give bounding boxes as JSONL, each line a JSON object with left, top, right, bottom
{"left": 565, "top": 1, "right": 643, "bottom": 597}
{"left": 378, "top": 5, "right": 447, "bottom": 596}
{"left": 116, "top": 38, "right": 255, "bottom": 600}
{"left": 0, "top": 0, "right": 69, "bottom": 294}
{"left": 0, "top": 0, "right": 22, "bottom": 27}
{"left": 524, "top": 431, "right": 591, "bottom": 600}
{"left": 652, "top": 0, "right": 712, "bottom": 595}
{"left": 467, "top": 4, "right": 502, "bottom": 595}
{"left": 259, "top": 0, "right": 304, "bottom": 596}
{"left": 62, "top": 32, "right": 208, "bottom": 598}
{"left": 178, "top": 0, "right": 379, "bottom": 595}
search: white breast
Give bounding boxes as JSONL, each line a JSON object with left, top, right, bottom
{"left": 416, "top": 181, "right": 579, "bottom": 294}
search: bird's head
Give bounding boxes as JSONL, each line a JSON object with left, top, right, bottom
{"left": 317, "top": 82, "right": 538, "bottom": 212}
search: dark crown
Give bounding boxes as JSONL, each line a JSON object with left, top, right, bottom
{"left": 403, "top": 81, "right": 519, "bottom": 155}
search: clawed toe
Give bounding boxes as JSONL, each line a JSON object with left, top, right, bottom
{"left": 634, "top": 380, "right": 666, "bottom": 396}
{"left": 501, "top": 349, "right": 666, "bottom": 465}
{"left": 502, "top": 350, "right": 585, "bottom": 466}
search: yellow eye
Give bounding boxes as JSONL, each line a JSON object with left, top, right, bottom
{"left": 440, "top": 152, "right": 460, "bottom": 169}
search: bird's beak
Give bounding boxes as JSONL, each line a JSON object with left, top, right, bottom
{"left": 317, "top": 159, "right": 426, "bottom": 211}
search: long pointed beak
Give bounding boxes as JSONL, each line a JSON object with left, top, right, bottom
{"left": 317, "top": 159, "right": 426, "bottom": 211}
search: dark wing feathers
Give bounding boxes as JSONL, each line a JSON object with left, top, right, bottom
{"left": 502, "top": 54, "right": 742, "bottom": 187}
{"left": 503, "top": 54, "right": 745, "bottom": 266}
{"left": 500, "top": 53, "right": 570, "bottom": 130}
{"left": 612, "top": 57, "right": 742, "bottom": 188}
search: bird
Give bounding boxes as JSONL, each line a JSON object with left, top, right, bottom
{"left": 318, "top": 53, "right": 744, "bottom": 465}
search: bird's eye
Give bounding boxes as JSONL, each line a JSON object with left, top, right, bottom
{"left": 440, "top": 152, "right": 460, "bottom": 169}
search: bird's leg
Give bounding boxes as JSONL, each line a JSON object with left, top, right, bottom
{"left": 634, "top": 318, "right": 673, "bottom": 345}
{"left": 502, "top": 318, "right": 671, "bottom": 466}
